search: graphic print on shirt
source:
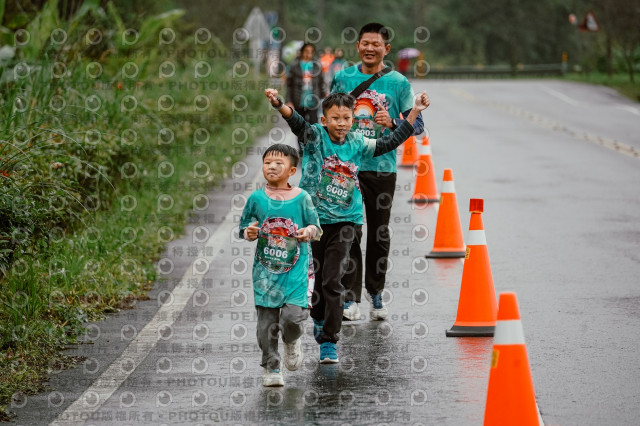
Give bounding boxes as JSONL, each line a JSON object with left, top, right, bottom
{"left": 316, "top": 154, "right": 358, "bottom": 207}
{"left": 256, "top": 217, "right": 300, "bottom": 274}
{"left": 302, "top": 68, "right": 312, "bottom": 90}
{"left": 352, "top": 89, "right": 390, "bottom": 138}
{"left": 300, "top": 62, "right": 314, "bottom": 107}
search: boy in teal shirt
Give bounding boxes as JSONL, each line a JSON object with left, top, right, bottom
{"left": 264, "top": 88, "right": 430, "bottom": 363}
{"left": 239, "top": 144, "right": 322, "bottom": 387}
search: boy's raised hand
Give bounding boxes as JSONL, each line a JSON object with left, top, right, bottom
{"left": 265, "top": 87, "right": 293, "bottom": 118}
{"left": 414, "top": 91, "right": 430, "bottom": 111}
{"left": 246, "top": 221, "right": 260, "bottom": 241}
{"left": 265, "top": 88, "right": 280, "bottom": 106}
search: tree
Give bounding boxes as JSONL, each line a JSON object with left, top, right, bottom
{"left": 606, "top": 0, "right": 640, "bottom": 82}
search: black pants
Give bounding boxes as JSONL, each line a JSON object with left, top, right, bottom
{"left": 295, "top": 106, "right": 318, "bottom": 125}
{"left": 343, "top": 171, "right": 397, "bottom": 303}
{"left": 310, "top": 222, "right": 359, "bottom": 343}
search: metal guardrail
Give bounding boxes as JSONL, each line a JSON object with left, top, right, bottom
{"left": 411, "top": 63, "right": 565, "bottom": 79}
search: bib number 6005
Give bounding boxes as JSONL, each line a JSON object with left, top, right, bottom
{"left": 326, "top": 184, "right": 347, "bottom": 198}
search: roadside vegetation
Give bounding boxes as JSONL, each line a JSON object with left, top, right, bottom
{"left": 562, "top": 72, "right": 640, "bottom": 102}
{"left": 0, "top": 0, "right": 270, "bottom": 419}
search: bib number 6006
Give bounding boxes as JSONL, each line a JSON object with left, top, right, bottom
{"left": 264, "top": 247, "right": 287, "bottom": 258}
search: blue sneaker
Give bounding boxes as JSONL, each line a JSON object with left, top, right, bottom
{"left": 369, "top": 292, "right": 388, "bottom": 321}
{"left": 319, "top": 342, "right": 339, "bottom": 364}
{"left": 313, "top": 318, "right": 324, "bottom": 344}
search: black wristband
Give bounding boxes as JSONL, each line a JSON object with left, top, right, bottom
{"left": 272, "top": 97, "right": 285, "bottom": 110}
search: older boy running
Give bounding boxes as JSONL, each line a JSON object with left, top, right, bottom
{"left": 265, "top": 88, "right": 429, "bottom": 362}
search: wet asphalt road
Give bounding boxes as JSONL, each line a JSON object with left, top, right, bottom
{"left": 7, "top": 80, "right": 640, "bottom": 425}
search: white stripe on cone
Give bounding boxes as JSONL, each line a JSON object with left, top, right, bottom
{"left": 418, "top": 144, "right": 432, "bottom": 156}
{"left": 493, "top": 319, "right": 526, "bottom": 345}
{"left": 441, "top": 180, "right": 455, "bottom": 193}
{"left": 466, "top": 229, "right": 486, "bottom": 245}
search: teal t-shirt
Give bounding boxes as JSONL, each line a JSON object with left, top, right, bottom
{"left": 300, "top": 61, "right": 314, "bottom": 108}
{"left": 239, "top": 189, "right": 321, "bottom": 309}
{"left": 331, "top": 66, "right": 415, "bottom": 173}
{"left": 298, "top": 123, "right": 376, "bottom": 225}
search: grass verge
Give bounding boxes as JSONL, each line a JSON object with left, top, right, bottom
{"left": 0, "top": 73, "right": 273, "bottom": 421}
{"left": 0, "top": 7, "right": 275, "bottom": 419}
{"left": 562, "top": 72, "right": 640, "bottom": 102}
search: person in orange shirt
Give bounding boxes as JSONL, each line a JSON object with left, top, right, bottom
{"left": 320, "top": 47, "right": 335, "bottom": 88}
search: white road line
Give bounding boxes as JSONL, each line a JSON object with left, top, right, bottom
{"left": 616, "top": 105, "right": 640, "bottom": 116}
{"left": 540, "top": 85, "right": 580, "bottom": 106}
{"left": 50, "top": 168, "right": 263, "bottom": 426}
{"left": 448, "top": 87, "right": 640, "bottom": 160}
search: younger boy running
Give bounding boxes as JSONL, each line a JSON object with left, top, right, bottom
{"left": 264, "top": 88, "right": 429, "bottom": 363}
{"left": 238, "top": 144, "right": 322, "bottom": 387}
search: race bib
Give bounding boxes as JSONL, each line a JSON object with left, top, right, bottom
{"left": 352, "top": 118, "right": 382, "bottom": 139}
{"left": 316, "top": 168, "right": 356, "bottom": 207}
{"left": 353, "top": 91, "right": 388, "bottom": 139}
{"left": 256, "top": 232, "right": 298, "bottom": 271}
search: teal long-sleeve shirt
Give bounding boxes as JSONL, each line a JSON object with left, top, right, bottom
{"left": 283, "top": 110, "right": 414, "bottom": 225}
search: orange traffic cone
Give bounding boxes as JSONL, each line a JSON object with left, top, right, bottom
{"left": 484, "top": 292, "right": 542, "bottom": 426}
{"left": 426, "top": 169, "right": 465, "bottom": 257}
{"left": 409, "top": 135, "right": 438, "bottom": 202}
{"left": 446, "top": 198, "right": 497, "bottom": 337}
{"left": 399, "top": 135, "right": 419, "bottom": 167}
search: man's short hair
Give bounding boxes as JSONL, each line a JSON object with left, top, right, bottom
{"left": 263, "top": 143, "right": 299, "bottom": 167}
{"left": 358, "top": 23, "right": 390, "bottom": 44}
{"left": 321, "top": 92, "right": 356, "bottom": 115}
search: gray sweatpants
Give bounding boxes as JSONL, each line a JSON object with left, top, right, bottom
{"left": 256, "top": 304, "right": 309, "bottom": 370}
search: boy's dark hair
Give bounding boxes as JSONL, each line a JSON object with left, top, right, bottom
{"left": 358, "top": 22, "right": 390, "bottom": 44}
{"left": 299, "top": 42, "right": 315, "bottom": 55}
{"left": 321, "top": 92, "right": 355, "bottom": 115}
{"left": 263, "top": 143, "right": 299, "bottom": 167}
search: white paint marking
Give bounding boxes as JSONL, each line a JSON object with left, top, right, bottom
{"left": 51, "top": 168, "right": 264, "bottom": 426}
{"left": 616, "top": 105, "right": 640, "bottom": 116}
{"left": 540, "top": 85, "right": 580, "bottom": 107}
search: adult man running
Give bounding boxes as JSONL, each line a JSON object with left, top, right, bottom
{"left": 331, "top": 22, "right": 424, "bottom": 321}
